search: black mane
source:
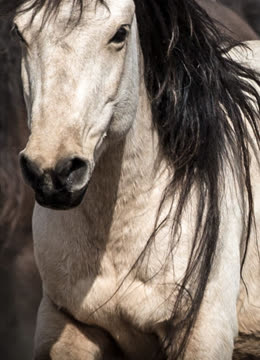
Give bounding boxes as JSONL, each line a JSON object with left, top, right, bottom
{"left": 1, "top": 0, "right": 260, "bottom": 358}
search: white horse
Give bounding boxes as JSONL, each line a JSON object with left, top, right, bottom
{"left": 10, "top": 0, "right": 260, "bottom": 358}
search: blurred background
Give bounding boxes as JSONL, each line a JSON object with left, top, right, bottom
{"left": 0, "top": 1, "right": 259, "bottom": 359}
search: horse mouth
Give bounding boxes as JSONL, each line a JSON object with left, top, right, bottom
{"left": 35, "top": 186, "right": 88, "bottom": 210}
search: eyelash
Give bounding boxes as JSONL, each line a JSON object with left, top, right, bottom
{"left": 110, "top": 25, "right": 129, "bottom": 46}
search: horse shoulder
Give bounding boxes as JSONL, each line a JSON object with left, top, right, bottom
{"left": 227, "top": 41, "right": 260, "bottom": 336}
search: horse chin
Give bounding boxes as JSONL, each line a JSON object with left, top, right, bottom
{"left": 35, "top": 186, "right": 88, "bottom": 211}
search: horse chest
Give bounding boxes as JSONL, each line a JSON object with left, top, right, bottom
{"left": 34, "top": 204, "right": 176, "bottom": 355}
{"left": 69, "top": 273, "right": 171, "bottom": 357}
{"left": 39, "top": 240, "right": 173, "bottom": 328}
{"left": 38, "top": 242, "right": 172, "bottom": 357}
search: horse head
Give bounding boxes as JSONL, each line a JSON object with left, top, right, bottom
{"left": 16, "top": 0, "right": 139, "bottom": 209}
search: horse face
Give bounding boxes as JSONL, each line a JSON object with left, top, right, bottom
{"left": 15, "top": 0, "right": 139, "bottom": 210}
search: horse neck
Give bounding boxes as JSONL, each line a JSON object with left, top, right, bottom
{"left": 80, "top": 76, "right": 163, "bottom": 242}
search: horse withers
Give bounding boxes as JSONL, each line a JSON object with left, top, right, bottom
{"left": 5, "top": 0, "right": 260, "bottom": 359}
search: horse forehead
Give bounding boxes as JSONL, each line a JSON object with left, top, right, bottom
{"left": 104, "top": 0, "right": 135, "bottom": 15}
{"left": 15, "top": 0, "right": 135, "bottom": 32}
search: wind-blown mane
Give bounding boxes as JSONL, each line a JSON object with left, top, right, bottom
{"left": 135, "top": 1, "right": 260, "bottom": 357}
{"left": 2, "top": 0, "right": 260, "bottom": 358}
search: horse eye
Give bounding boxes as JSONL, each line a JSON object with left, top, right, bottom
{"left": 110, "top": 26, "right": 128, "bottom": 45}
{"left": 12, "top": 24, "right": 26, "bottom": 43}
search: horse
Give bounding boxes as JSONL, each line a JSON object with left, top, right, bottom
{"left": 0, "top": 14, "right": 41, "bottom": 360}
{"left": 2, "top": 0, "right": 260, "bottom": 359}
{"left": 1, "top": 1, "right": 259, "bottom": 360}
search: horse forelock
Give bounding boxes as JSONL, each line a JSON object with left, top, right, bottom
{"left": 2, "top": 0, "right": 100, "bottom": 27}
{"left": 2, "top": 0, "right": 260, "bottom": 358}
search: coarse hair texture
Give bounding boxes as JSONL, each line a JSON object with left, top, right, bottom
{"left": 1, "top": 0, "right": 260, "bottom": 358}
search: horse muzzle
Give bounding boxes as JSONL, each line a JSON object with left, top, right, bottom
{"left": 19, "top": 154, "right": 90, "bottom": 210}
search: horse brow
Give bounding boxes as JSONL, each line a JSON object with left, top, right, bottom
{"left": 14, "top": 0, "right": 110, "bottom": 30}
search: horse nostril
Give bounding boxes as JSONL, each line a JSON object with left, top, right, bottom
{"left": 55, "top": 157, "right": 89, "bottom": 189}
{"left": 19, "top": 154, "right": 42, "bottom": 188}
